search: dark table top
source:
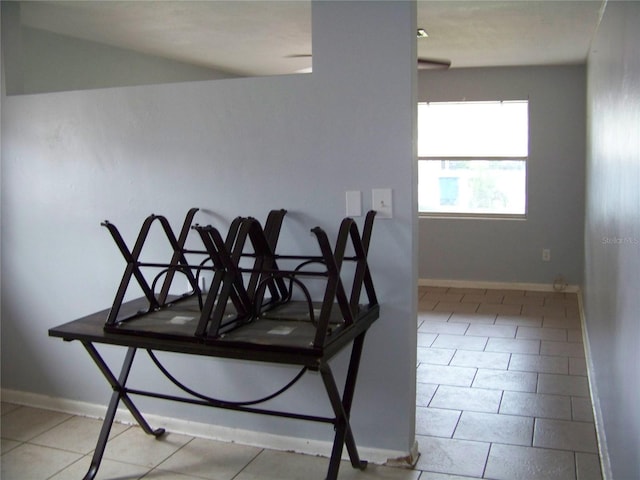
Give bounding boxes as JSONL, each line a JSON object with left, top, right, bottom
{"left": 49, "top": 298, "right": 379, "bottom": 367}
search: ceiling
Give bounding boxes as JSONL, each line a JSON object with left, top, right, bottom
{"left": 17, "top": 0, "right": 606, "bottom": 76}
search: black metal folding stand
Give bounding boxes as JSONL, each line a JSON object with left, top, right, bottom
{"left": 49, "top": 210, "right": 379, "bottom": 480}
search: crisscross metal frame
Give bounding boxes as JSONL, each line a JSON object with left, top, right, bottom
{"left": 49, "top": 210, "right": 379, "bottom": 480}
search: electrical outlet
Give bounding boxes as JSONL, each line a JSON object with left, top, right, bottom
{"left": 542, "top": 248, "right": 551, "bottom": 262}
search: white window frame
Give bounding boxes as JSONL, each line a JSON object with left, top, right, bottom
{"left": 418, "top": 100, "right": 529, "bottom": 219}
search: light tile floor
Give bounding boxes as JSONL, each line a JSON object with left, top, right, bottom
{"left": 0, "top": 287, "right": 602, "bottom": 479}
{"left": 416, "top": 286, "right": 602, "bottom": 480}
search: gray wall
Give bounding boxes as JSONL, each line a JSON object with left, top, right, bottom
{"left": 584, "top": 2, "right": 640, "bottom": 479}
{"left": 1, "top": 1, "right": 418, "bottom": 455}
{"left": 1, "top": 0, "right": 237, "bottom": 96}
{"left": 418, "top": 66, "right": 586, "bottom": 285}
{"left": 19, "top": 27, "right": 237, "bottom": 94}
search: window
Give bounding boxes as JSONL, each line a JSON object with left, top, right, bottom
{"left": 418, "top": 100, "right": 529, "bottom": 217}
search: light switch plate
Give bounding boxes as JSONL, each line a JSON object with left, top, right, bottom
{"left": 346, "top": 190, "right": 362, "bottom": 217}
{"left": 372, "top": 188, "right": 392, "bottom": 218}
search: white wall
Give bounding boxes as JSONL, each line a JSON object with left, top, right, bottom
{"left": 584, "top": 2, "right": 640, "bottom": 479}
{"left": 1, "top": 1, "right": 417, "bottom": 456}
{"left": 418, "top": 66, "right": 586, "bottom": 285}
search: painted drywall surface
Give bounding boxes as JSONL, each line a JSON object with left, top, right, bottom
{"left": 0, "top": 1, "right": 417, "bottom": 454}
{"left": 418, "top": 66, "right": 586, "bottom": 285}
{"left": 19, "top": 27, "right": 238, "bottom": 94}
{"left": 0, "top": 0, "right": 237, "bottom": 96}
{"left": 584, "top": 2, "right": 640, "bottom": 479}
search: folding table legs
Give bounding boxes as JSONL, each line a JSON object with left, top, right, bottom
{"left": 319, "top": 332, "right": 368, "bottom": 480}
{"left": 79, "top": 336, "right": 368, "bottom": 480}
{"left": 81, "top": 344, "right": 165, "bottom": 480}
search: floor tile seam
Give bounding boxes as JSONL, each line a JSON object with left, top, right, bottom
{"left": 446, "top": 348, "right": 456, "bottom": 366}
{"left": 139, "top": 468, "right": 166, "bottom": 480}
{"left": 475, "top": 365, "right": 539, "bottom": 376}
{"left": 552, "top": 371, "right": 589, "bottom": 381}
{"left": 415, "top": 432, "right": 493, "bottom": 448}
{"left": 428, "top": 404, "right": 501, "bottom": 415}
{"left": 454, "top": 431, "right": 534, "bottom": 449}
{"left": 510, "top": 352, "right": 572, "bottom": 360}
{"left": 463, "top": 333, "right": 514, "bottom": 343}
{"left": 502, "top": 390, "right": 576, "bottom": 401}
{"left": 538, "top": 391, "right": 591, "bottom": 399}
{"left": 101, "top": 449, "right": 175, "bottom": 469}
{"left": 415, "top": 469, "right": 484, "bottom": 480}
{"left": 507, "top": 366, "right": 570, "bottom": 375}
{"left": 572, "top": 451, "right": 581, "bottom": 480}
{"left": 534, "top": 444, "right": 600, "bottom": 455}
{"left": 541, "top": 339, "right": 587, "bottom": 347}
{"left": 448, "top": 408, "right": 464, "bottom": 440}
{"left": 514, "top": 333, "right": 570, "bottom": 342}
{"left": 0, "top": 434, "right": 27, "bottom": 444}
{"left": 23, "top": 436, "right": 104, "bottom": 456}
{"left": 229, "top": 447, "right": 268, "bottom": 480}
{"left": 2, "top": 438, "right": 77, "bottom": 457}
{"left": 486, "top": 439, "right": 586, "bottom": 460}
{"left": 96, "top": 422, "right": 135, "bottom": 447}
{"left": 452, "top": 363, "right": 509, "bottom": 372}
{"left": 470, "top": 382, "right": 539, "bottom": 395}
{"left": 505, "top": 352, "right": 513, "bottom": 371}
{"left": 530, "top": 438, "right": 599, "bottom": 455}
{"left": 519, "top": 324, "right": 573, "bottom": 332}
{"left": 144, "top": 466, "right": 211, "bottom": 480}
{"left": 150, "top": 435, "right": 200, "bottom": 474}
{"left": 478, "top": 438, "right": 492, "bottom": 479}
{"left": 0, "top": 403, "right": 23, "bottom": 417}
{"left": 538, "top": 372, "right": 590, "bottom": 381}
{"left": 496, "top": 390, "right": 506, "bottom": 420}
{"left": 532, "top": 418, "right": 599, "bottom": 454}
{"left": 416, "top": 433, "right": 491, "bottom": 448}
{"left": 494, "top": 408, "right": 575, "bottom": 423}
{"left": 3, "top": 409, "right": 74, "bottom": 444}
{"left": 0, "top": 439, "right": 25, "bottom": 456}
{"left": 569, "top": 395, "right": 598, "bottom": 418}
{"left": 458, "top": 409, "right": 542, "bottom": 425}
{"left": 535, "top": 416, "right": 597, "bottom": 426}
{"left": 425, "top": 384, "right": 443, "bottom": 408}
{"left": 145, "top": 464, "right": 209, "bottom": 480}
{"left": 417, "top": 404, "right": 466, "bottom": 414}
{"left": 44, "top": 452, "right": 88, "bottom": 480}
{"left": 99, "top": 431, "right": 195, "bottom": 470}
{"left": 432, "top": 325, "right": 468, "bottom": 333}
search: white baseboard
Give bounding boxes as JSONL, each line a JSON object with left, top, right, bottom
{"left": 576, "top": 291, "right": 611, "bottom": 480}
{"left": 0, "top": 389, "right": 413, "bottom": 467}
{"left": 419, "top": 278, "right": 580, "bottom": 293}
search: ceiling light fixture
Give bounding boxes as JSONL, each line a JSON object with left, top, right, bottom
{"left": 417, "top": 28, "right": 429, "bottom": 38}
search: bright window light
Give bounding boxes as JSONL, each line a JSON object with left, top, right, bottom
{"left": 418, "top": 101, "right": 529, "bottom": 216}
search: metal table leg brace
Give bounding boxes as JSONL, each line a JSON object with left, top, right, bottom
{"left": 320, "top": 332, "right": 368, "bottom": 479}
{"left": 81, "top": 344, "right": 165, "bottom": 480}
{"left": 77, "top": 334, "right": 368, "bottom": 480}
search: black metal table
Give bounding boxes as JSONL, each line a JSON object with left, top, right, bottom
{"left": 48, "top": 209, "right": 379, "bottom": 480}
{"left": 49, "top": 300, "right": 378, "bottom": 480}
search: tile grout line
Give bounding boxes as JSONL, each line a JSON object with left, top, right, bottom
{"left": 229, "top": 448, "right": 267, "bottom": 480}
{"left": 44, "top": 452, "right": 87, "bottom": 480}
